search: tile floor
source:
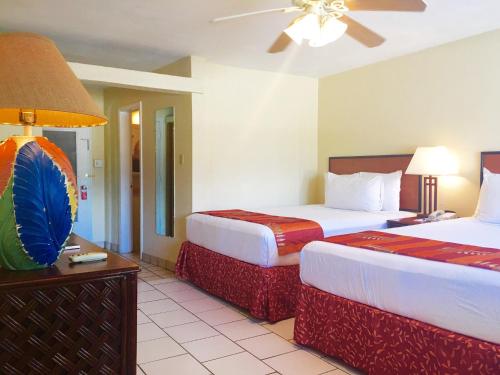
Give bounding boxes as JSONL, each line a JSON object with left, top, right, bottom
{"left": 122, "top": 253, "right": 364, "bottom": 375}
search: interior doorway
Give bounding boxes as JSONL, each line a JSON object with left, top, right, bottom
{"left": 43, "top": 128, "right": 94, "bottom": 241}
{"left": 118, "top": 102, "right": 143, "bottom": 255}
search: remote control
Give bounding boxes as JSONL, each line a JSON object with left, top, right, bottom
{"left": 69, "top": 252, "right": 108, "bottom": 264}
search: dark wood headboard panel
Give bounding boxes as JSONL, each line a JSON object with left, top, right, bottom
{"left": 329, "top": 154, "right": 422, "bottom": 212}
{"left": 481, "top": 152, "right": 500, "bottom": 184}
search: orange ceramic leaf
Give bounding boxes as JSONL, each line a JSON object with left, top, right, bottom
{"left": 37, "top": 137, "right": 78, "bottom": 194}
{"left": 0, "top": 138, "right": 17, "bottom": 197}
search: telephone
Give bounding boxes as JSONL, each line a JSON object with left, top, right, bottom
{"left": 427, "top": 210, "right": 457, "bottom": 222}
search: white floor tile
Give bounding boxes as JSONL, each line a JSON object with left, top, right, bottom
{"left": 151, "top": 270, "right": 175, "bottom": 277}
{"left": 263, "top": 318, "right": 295, "bottom": 340}
{"left": 196, "top": 307, "right": 246, "bottom": 326}
{"left": 136, "top": 365, "right": 145, "bottom": 374}
{"left": 138, "top": 299, "right": 181, "bottom": 315}
{"left": 137, "top": 323, "right": 167, "bottom": 342}
{"left": 323, "top": 356, "right": 363, "bottom": 375}
{"left": 264, "top": 350, "right": 334, "bottom": 375}
{"left": 138, "top": 290, "right": 168, "bottom": 303}
{"left": 322, "top": 371, "right": 349, "bottom": 374}
{"left": 237, "top": 333, "right": 297, "bottom": 359}
{"left": 139, "top": 270, "right": 155, "bottom": 278}
{"left": 215, "top": 319, "right": 269, "bottom": 341}
{"left": 182, "top": 335, "right": 244, "bottom": 362}
{"left": 140, "top": 275, "right": 173, "bottom": 283}
{"left": 140, "top": 354, "right": 210, "bottom": 375}
{"left": 204, "top": 352, "right": 274, "bottom": 375}
{"left": 149, "top": 308, "right": 199, "bottom": 328}
{"left": 137, "top": 310, "right": 152, "bottom": 325}
{"left": 148, "top": 276, "right": 176, "bottom": 285}
{"left": 138, "top": 280, "right": 155, "bottom": 292}
{"left": 165, "top": 321, "right": 220, "bottom": 343}
{"left": 180, "top": 297, "right": 227, "bottom": 313}
{"left": 166, "top": 288, "right": 208, "bottom": 303}
{"left": 155, "top": 281, "right": 194, "bottom": 293}
{"left": 137, "top": 336, "right": 186, "bottom": 364}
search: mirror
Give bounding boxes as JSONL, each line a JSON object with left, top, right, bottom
{"left": 155, "top": 107, "right": 175, "bottom": 237}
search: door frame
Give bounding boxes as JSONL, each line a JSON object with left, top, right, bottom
{"left": 118, "top": 102, "right": 143, "bottom": 256}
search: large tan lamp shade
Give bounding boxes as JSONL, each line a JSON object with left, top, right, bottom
{"left": 0, "top": 33, "right": 107, "bottom": 134}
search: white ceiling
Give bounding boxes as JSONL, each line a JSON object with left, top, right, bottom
{"left": 1, "top": 0, "right": 500, "bottom": 77}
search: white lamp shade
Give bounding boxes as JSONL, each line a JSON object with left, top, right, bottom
{"left": 309, "top": 17, "right": 347, "bottom": 47}
{"left": 284, "top": 14, "right": 320, "bottom": 45}
{"left": 406, "top": 146, "right": 459, "bottom": 176}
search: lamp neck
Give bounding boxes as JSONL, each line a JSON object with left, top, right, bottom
{"left": 19, "top": 109, "right": 36, "bottom": 137}
{"left": 24, "top": 125, "right": 33, "bottom": 137}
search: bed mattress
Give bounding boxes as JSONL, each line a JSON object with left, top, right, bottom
{"left": 300, "top": 217, "right": 500, "bottom": 344}
{"left": 187, "top": 205, "right": 415, "bottom": 267}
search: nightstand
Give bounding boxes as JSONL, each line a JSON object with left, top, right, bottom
{"left": 387, "top": 215, "right": 428, "bottom": 228}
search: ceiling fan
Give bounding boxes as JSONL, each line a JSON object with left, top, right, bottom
{"left": 213, "top": 0, "right": 427, "bottom": 53}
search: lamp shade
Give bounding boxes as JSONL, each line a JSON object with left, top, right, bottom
{"left": 309, "top": 17, "right": 347, "bottom": 48}
{"left": 284, "top": 14, "right": 321, "bottom": 45}
{"left": 406, "top": 146, "right": 458, "bottom": 176}
{"left": 0, "top": 33, "right": 107, "bottom": 127}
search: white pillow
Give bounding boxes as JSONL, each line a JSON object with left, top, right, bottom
{"left": 360, "top": 171, "right": 402, "bottom": 211}
{"left": 476, "top": 168, "right": 500, "bottom": 223}
{"left": 325, "top": 172, "right": 384, "bottom": 212}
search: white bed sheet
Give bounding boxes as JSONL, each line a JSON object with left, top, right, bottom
{"left": 187, "top": 205, "right": 414, "bottom": 267}
{"left": 300, "top": 218, "right": 500, "bottom": 344}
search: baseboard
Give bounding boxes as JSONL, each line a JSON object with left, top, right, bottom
{"left": 141, "top": 253, "right": 176, "bottom": 272}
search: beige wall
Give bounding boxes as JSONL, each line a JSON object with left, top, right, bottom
{"left": 103, "top": 87, "right": 192, "bottom": 264}
{"left": 103, "top": 57, "right": 319, "bottom": 264}
{"left": 191, "top": 58, "right": 319, "bottom": 211}
{"left": 318, "top": 29, "right": 500, "bottom": 216}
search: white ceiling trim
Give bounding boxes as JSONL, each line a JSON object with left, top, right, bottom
{"left": 69, "top": 62, "right": 203, "bottom": 94}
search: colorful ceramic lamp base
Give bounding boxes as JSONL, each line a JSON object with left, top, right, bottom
{"left": 0, "top": 136, "right": 77, "bottom": 270}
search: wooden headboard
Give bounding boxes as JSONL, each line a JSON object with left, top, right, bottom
{"left": 481, "top": 151, "right": 500, "bottom": 184}
{"left": 329, "top": 154, "right": 422, "bottom": 212}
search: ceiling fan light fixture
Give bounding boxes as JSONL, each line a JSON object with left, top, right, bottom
{"left": 309, "top": 16, "right": 348, "bottom": 47}
{"left": 284, "top": 13, "right": 320, "bottom": 45}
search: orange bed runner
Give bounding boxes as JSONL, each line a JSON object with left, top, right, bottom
{"left": 200, "top": 210, "right": 324, "bottom": 256}
{"left": 325, "top": 231, "right": 500, "bottom": 272}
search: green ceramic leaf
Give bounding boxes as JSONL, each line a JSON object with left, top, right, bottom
{"left": 0, "top": 180, "right": 43, "bottom": 270}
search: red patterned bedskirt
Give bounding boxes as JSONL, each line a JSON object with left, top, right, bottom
{"left": 294, "top": 284, "right": 500, "bottom": 375}
{"left": 175, "top": 241, "right": 300, "bottom": 322}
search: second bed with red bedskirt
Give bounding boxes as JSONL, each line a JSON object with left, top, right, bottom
{"left": 294, "top": 284, "right": 500, "bottom": 375}
{"left": 175, "top": 241, "right": 300, "bottom": 322}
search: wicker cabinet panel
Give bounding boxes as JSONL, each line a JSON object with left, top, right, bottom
{"left": 0, "top": 237, "right": 138, "bottom": 375}
{"left": 1, "top": 277, "right": 126, "bottom": 374}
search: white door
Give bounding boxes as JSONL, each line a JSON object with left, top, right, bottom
{"left": 43, "top": 128, "right": 94, "bottom": 241}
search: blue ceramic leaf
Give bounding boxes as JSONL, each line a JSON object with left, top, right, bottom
{"left": 13, "top": 141, "right": 72, "bottom": 266}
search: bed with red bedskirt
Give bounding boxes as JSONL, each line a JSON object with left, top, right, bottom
{"left": 176, "top": 241, "right": 300, "bottom": 322}
{"left": 295, "top": 218, "right": 500, "bottom": 374}
{"left": 176, "top": 155, "right": 421, "bottom": 322}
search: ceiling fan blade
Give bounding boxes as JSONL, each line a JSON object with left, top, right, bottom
{"left": 341, "top": 15, "right": 385, "bottom": 48}
{"left": 212, "top": 7, "right": 301, "bottom": 23}
{"left": 345, "top": 0, "right": 427, "bottom": 12}
{"left": 267, "top": 33, "right": 293, "bottom": 54}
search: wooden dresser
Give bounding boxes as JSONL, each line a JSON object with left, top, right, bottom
{"left": 0, "top": 235, "right": 139, "bottom": 374}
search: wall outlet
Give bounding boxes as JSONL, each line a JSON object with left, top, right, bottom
{"left": 94, "top": 159, "right": 104, "bottom": 168}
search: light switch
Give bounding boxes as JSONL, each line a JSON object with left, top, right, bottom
{"left": 179, "top": 154, "right": 184, "bottom": 165}
{"left": 94, "top": 159, "right": 104, "bottom": 168}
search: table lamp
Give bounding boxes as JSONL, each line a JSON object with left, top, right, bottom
{"left": 0, "top": 33, "right": 107, "bottom": 270}
{"left": 406, "top": 146, "right": 458, "bottom": 216}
